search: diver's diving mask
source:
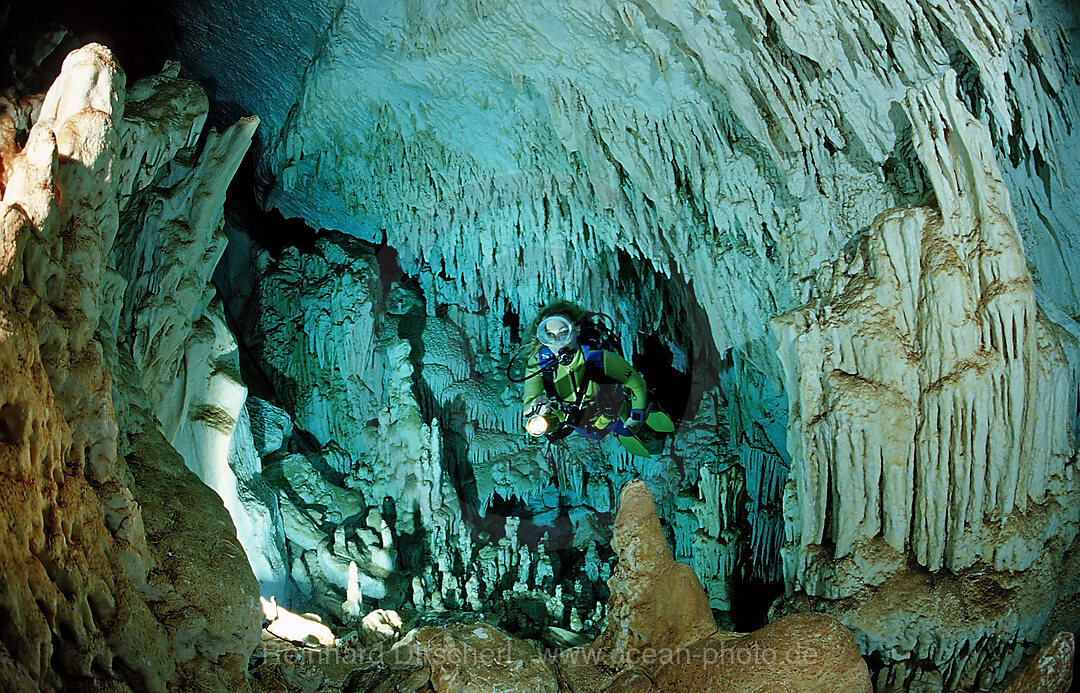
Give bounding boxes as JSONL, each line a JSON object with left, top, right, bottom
{"left": 536, "top": 315, "right": 578, "bottom": 363}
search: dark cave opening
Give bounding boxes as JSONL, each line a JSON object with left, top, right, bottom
{"left": 375, "top": 232, "right": 405, "bottom": 294}
{"left": 503, "top": 308, "right": 522, "bottom": 344}
{"left": 2, "top": 2, "right": 179, "bottom": 88}
{"left": 632, "top": 334, "right": 693, "bottom": 426}
{"left": 730, "top": 578, "right": 785, "bottom": 632}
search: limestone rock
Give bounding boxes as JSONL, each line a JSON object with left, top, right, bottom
{"left": 561, "top": 480, "right": 871, "bottom": 692}
{"left": 360, "top": 609, "right": 403, "bottom": 647}
{"left": 248, "top": 396, "right": 294, "bottom": 457}
{"left": 0, "top": 42, "right": 262, "bottom": 692}
{"left": 107, "top": 56, "right": 282, "bottom": 597}
{"left": 149, "top": 0, "right": 1080, "bottom": 686}
{"left": 594, "top": 479, "right": 718, "bottom": 658}
{"left": 245, "top": 479, "right": 870, "bottom": 693}
{"left": 773, "top": 70, "right": 1080, "bottom": 688}
{"left": 262, "top": 596, "right": 336, "bottom": 648}
{"left": 1005, "top": 632, "right": 1075, "bottom": 693}
{"left": 216, "top": 228, "right": 597, "bottom": 631}
{"left": 120, "top": 365, "right": 263, "bottom": 691}
{"left": 385, "top": 622, "right": 558, "bottom": 693}
{"left": 646, "top": 613, "right": 872, "bottom": 692}
{"left": 168, "top": 0, "right": 1080, "bottom": 384}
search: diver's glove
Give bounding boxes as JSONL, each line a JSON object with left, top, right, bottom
{"left": 524, "top": 395, "right": 551, "bottom": 418}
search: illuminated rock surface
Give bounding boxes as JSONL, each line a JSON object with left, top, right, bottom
{"left": 0, "top": 43, "right": 261, "bottom": 691}
{"left": 556, "top": 480, "right": 872, "bottom": 693}
{"left": 771, "top": 70, "right": 1080, "bottom": 690}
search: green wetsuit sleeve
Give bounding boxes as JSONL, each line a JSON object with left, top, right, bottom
{"left": 602, "top": 351, "right": 648, "bottom": 410}
{"left": 522, "top": 350, "right": 545, "bottom": 413}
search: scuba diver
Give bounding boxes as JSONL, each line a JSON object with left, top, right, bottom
{"left": 511, "top": 307, "right": 675, "bottom": 456}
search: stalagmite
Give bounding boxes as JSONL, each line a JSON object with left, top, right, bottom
{"left": 342, "top": 560, "right": 361, "bottom": 621}
{"left": 557, "top": 480, "right": 873, "bottom": 692}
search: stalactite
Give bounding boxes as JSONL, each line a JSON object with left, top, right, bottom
{"left": 773, "top": 71, "right": 1079, "bottom": 687}
{"left": 130, "top": 2, "right": 1080, "bottom": 686}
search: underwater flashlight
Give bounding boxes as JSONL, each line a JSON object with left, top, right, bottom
{"left": 525, "top": 402, "right": 559, "bottom": 437}
{"left": 526, "top": 414, "right": 551, "bottom": 436}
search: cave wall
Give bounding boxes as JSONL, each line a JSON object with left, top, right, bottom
{"left": 214, "top": 229, "right": 640, "bottom": 632}
{"left": 774, "top": 71, "right": 1080, "bottom": 689}
{"left": 0, "top": 44, "right": 262, "bottom": 691}
{"left": 1, "top": 1, "right": 1071, "bottom": 690}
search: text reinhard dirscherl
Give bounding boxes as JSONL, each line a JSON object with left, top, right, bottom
{"left": 261, "top": 640, "right": 821, "bottom": 670}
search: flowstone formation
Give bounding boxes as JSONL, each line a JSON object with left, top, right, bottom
{"left": 773, "top": 72, "right": 1080, "bottom": 689}
{"left": 0, "top": 43, "right": 263, "bottom": 691}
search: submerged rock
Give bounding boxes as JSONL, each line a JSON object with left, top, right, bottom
{"left": 1004, "top": 632, "right": 1075, "bottom": 693}
{"left": 310, "top": 479, "right": 867, "bottom": 693}
{"left": 4, "top": 0, "right": 1080, "bottom": 688}
{"left": 0, "top": 42, "right": 261, "bottom": 691}
{"left": 558, "top": 479, "right": 872, "bottom": 692}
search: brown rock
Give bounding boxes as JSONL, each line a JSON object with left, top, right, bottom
{"left": 649, "top": 613, "right": 871, "bottom": 692}
{"left": 0, "top": 42, "right": 260, "bottom": 692}
{"left": 398, "top": 622, "right": 557, "bottom": 693}
{"left": 266, "top": 622, "right": 559, "bottom": 693}
{"left": 561, "top": 479, "right": 872, "bottom": 693}
{"left": 592, "top": 479, "right": 718, "bottom": 659}
{"left": 1005, "top": 632, "right": 1075, "bottom": 693}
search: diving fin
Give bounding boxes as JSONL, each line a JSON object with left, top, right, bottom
{"left": 645, "top": 409, "right": 674, "bottom": 433}
{"left": 616, "top": 434, "right": 650, "bottom": 456}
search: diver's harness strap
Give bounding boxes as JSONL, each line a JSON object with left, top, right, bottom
{"left": 506, "top": 312, "right": 621, "bottom": 385}
{"left": 537, "top": 345, "right": 620, "bottom": 437}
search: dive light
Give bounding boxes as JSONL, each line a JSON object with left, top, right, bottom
{"left": 525, "top": 402, "right": 559, "bottom": 437}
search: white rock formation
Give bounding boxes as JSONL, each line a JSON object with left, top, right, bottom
{"left": 359, "top": 608, "right": 403, "bottom": 646}
{"left": 104, "top": 57, "right": 292, "bottom": 598}
{"left": 169, "top": 0, "right": 1079, "bottom": 356}
{"left": 0, "top": 42, "right": 263, "bottom": 692}
{"left": 777, "top": 70, "right": 1077, "bottom": 578}
{"left": 773, "top": 71, "right": 1079, "bottom": 688}
{"left": 261, "top": 596, "right": 336, "bottom": 647}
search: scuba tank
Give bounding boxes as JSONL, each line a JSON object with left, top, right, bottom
{"left": 577, "top": 312, "right": 622, "bottom": 356}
